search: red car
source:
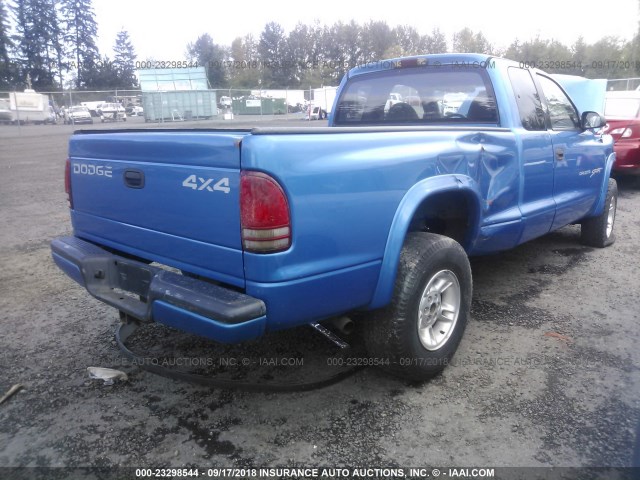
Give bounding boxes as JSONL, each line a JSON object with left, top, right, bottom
{"left": 604, "top": 91, "right": 640, "bottom": 175}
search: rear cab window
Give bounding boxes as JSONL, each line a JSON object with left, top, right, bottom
{"left": 334, "top": 65, "right": 499, "bottom": 126}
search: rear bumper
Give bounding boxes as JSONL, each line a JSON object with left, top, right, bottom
{"left": 99, "top": 112, "right": 126, "bottom": 121}
{"left": 69, "top": 117, "right": 93, "bottom": 124}
{"left": 613, "top": 141, "right": 640, "bottom": 174}
{"left": 51, "top": 236, "right": 267, "bottom": 343}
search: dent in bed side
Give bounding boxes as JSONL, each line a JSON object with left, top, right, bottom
{"left": 368, "top": 174, "right": 483, "bottom": 310}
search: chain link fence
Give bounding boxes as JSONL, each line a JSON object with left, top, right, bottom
{"left": 0, "top": 87, "right": 337, "bottom": 124}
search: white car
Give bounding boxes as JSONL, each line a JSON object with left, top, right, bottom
{"left": 97, "top": 103, "right": 126, "bottom": 122}
{"left": 64, "top": 106, "right": 93, "bottom": 125}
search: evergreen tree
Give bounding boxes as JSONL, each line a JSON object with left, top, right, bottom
{"left": 285, "top": 23, "right": 314, "bottom": 87}
{"left": 46, "top": 0, "right": 67, "bottom": 90}
{"left": 258, "top": 22, "right": 288, "bottom": 88}
{"left": 0, "top": 0, "right": 13, "bottom": 89}
{"left": 60, "top": 0, "right": 99, "bottom": 89}
{"left": 623, "top": 0, "right": 640, "bottom": 77}
{"left": 586, "top": 37, "right": 625, "bottom": 78}
{"left": 361, "top": 21, "right": 395, "bottom": 61}
{"left": 393, "top": 25, "right": 422, "bottom": 56}
{"left": 187, "top": 33, "right": 228, "bottom": 88}
{"left": 422, "top": 28, "right": 448, "bottom": 54}
{"left": 229, "top": 35, "right": 260, "bottom": 87}
{"left": 11, "top": 0, "right": 60, "bottom": 90}
{"left": 82, "top": 54, "right": 118, "bottom": 89}
{"left": 452, "top": 28, "right": 493, "bottom": 54}
{"left": 324, "top": 20, "right": 360, "bottom": 82}
{"left": 113, "top": 30, "right": 137, "bottom": 89}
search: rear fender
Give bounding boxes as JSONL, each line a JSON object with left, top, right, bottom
{"left": 368, "top": 174, "right": 482, "bottom": 309}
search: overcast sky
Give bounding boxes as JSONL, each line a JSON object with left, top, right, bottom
{"left": 93, "top": 0, "right": 639, "bottom": 60}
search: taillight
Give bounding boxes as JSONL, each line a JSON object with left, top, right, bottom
{"left": 240, "top": 171, "right": 291, "bottom": 253}
{"left": 610, "top": 127, "right": 633, "bottom": 138}
{"left": 65, "top": 159, "right": 73, "bottom": 209}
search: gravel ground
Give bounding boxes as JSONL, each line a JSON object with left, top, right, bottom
{"left": 0, "top": 118, "right": 639, "bottom": 476}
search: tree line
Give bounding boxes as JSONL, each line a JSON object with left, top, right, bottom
{"left": 193, "top": 21, "right": 640, "bottom": 89}
{"left": 1, "top": 0, "right": 639, "bottom": 92}
{"left": 0, "top": 0, "right": 137, "bottom": 91}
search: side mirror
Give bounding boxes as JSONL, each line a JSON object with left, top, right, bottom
{"left": 581, "top": 111, "right": 605, "bottom": 130}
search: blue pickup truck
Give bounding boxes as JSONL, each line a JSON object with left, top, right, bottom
{"left": 51, "top": 54, "right": 617, "bottom": 380}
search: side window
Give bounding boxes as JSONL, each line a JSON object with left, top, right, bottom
{"left": 536, "top": 75, "right": 580, "bottom": 130}
{"left": 508, "top": 67, "right": 545, "bottom": 131}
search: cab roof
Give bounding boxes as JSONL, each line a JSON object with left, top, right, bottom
{"left": 347, "top": 53, "right": 504, "bottom": 78}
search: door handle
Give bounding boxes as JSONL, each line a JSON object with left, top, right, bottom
{"left": 555, "top": 148, "right": 565, "bottom": 162}
{"left": 123, "top": 169, "right": 145, "bottom": 189}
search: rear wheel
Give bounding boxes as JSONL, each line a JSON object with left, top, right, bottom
{"left": 580, "top": 178, "right": 617, "bottom": 248}
{"left": 364, "top": 232, "right": 472, "bottom": 380}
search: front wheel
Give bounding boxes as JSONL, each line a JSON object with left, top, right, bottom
{"left": 364, "top": 232, "right": 472, "bottom": 380}
{"left": 580, "top": 178, "right": 617, "bottom": 248}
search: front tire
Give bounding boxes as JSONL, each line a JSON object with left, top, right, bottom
{"left": 580, "top": 178, "right": 617, "bottom": 248}
{"left": 364, "top": 232, "right": 472, "bottom": 380}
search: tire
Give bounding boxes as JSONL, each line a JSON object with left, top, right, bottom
{"left": 364, "top": 232, "right": 472, "bottom": 380}
{"left": 580, "top": 178, "right": 617, "bottom": 248}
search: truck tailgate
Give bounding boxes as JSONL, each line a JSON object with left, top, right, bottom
{"left": 68, "top": 130, "right": 248, "bottom": 287}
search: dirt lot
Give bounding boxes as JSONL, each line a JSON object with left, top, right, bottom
{"left": 0, "top": 118, "right": 639, "bottom": 476}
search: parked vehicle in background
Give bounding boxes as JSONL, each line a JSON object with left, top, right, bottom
{"left": 0, "top": 98, "right": 12, "bottom": 124}
{"left": 81, "top": 101, "right": 107, "bottom": 117}
{"left": 308, "top": 86, "right": 338, "bottom": 120}
{"left": 219, "top": 96, "right": 232, "bottom": 108}
{"left": 308, "top": 105, "right": 324, "bottom": 120}
{"left": 8, "top": 90, "right": 53, "bottom": 124}
{"left": 97, "top": 103, "right": 127, "bottom": 122}
{"left": 124, "top": 104, "right": 143, "bottom": 116}
{"left": 604, "top": 90, "right": 640, "bottom": 175}
{"left": 64, "top": 106, "right": 94, "bottom": 125}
